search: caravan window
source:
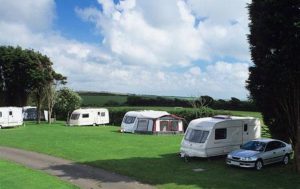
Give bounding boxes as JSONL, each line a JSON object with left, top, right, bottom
{"left": 123, "top": 116, "right": 136, "bottom": 124}
{"left": 185, "top": 129, "right": 209, "bottom": 143}
{"left": 101, "top": 112, "right": 105, "bottom": 117}
{"left": 0, "top": 112, "right": 2, "bottom": 117}
{"left": 171, "top": 121, "right": 179, "bottom": 131}
{"left": 82, "top": 114, "right": 89, "bottom": 118}
{"left": 9, "top": 111, "right": 12, "bottom": 116}
{"left": 136, "top": 119, "right": 149, "bottom": 131}
{"left": 215, "top": 128, "right": 227, "bottom": 140}
{"left": 160, "top": 121, "right": 169, "bottom": 131}
{"left": 70, "top": 114, "right": 80, "bottom": 120}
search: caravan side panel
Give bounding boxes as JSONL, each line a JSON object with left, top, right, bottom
{"left": 205, "top": 120, "right": 243, "bottom": 157}
{"left": 0, "top": 107, "right": 23, "bottom": 128}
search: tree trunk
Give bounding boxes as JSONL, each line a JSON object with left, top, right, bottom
{"left": 296, "top": 119, "right": 300, "bottom": 172}
{"left": 48, "top": 109, "right": 52, "bottom": 124}
{"left": 36, "top": 94, "right": 41, "bottom": 124}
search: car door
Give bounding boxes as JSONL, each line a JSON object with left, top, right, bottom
{"left": 272, "top": 141, "right": 287, "bottom": 163}
{"left": 262, "top": 142, "right": 277, "bottom": 165}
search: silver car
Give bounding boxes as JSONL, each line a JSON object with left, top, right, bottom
{"left": 226, "top": 138, "right": 293, "bottom": 170}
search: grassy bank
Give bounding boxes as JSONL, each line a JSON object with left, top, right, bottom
{"left": 0, "top": 159, "right": 78, "bottom": 189}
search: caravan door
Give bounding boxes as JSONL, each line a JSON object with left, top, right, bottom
{"left": 0, "top": 110, "right": 7, "bottom": 126}
{"left": 242, "top": 122, "right": 250, "bottom": 143}
{"left": 8, "top": 109, "right": 14, "bottom": 126}
{"left": 96, "top": 111, "right": 101, "bottom": 124}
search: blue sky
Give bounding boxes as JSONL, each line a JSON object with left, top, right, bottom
{"left": 54, "top": 0, "right": 102, "bottom": 43}
{"left": 0, "top": 0, "right": 251, "bottom": 99}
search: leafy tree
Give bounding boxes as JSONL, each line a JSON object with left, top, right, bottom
{"left": 247, "top": 0, "right": 300, "bottom": 171}
{"left": 54, "top": 88, "right": 82, "bottom": 121}
{"left": 200, "top": 95, "right": 214, "bottom": 107}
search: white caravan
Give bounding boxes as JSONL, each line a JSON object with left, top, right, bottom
{"left": 180, "top": 115, "right": 261, "bottom": 158}
{"left": 23, "top": 106, "right": 48, "bottom": 121}
{"left": 121, "top": 110, "right": 184, "bottom": 134}
{"left": 0, "top": 107, "right": 23, "bottom": 128}
{"left": 68, "top": 108, "right": 109, "bottom": 126}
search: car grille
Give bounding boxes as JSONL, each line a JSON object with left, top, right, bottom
{"left": 232, "top": 156, "right": 240, "bottom": 160}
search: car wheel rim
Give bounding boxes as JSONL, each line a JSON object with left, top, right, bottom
{"left": 256, "top": 161, "right": 262, "bottom": 170}
{"left": 284, "top": 156, "right": 289, "bottom": 164}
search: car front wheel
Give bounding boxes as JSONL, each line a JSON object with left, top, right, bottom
{"left": 255, "top": 160, "right": 263, "bottom": 170}
{"left": 283, "top": 155, "right": 289, "bottom": 165}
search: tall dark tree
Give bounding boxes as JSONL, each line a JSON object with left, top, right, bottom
{"left": 0, "top": 46, "right": 66, "bottom": 123}
{"left": 247, "top": 1, "right": 300, "bottom": 171}
{"left": 0, "top": 46, "right": 35, "bottom": 106}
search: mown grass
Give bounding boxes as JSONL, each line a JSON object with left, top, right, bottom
{"left": 0, "top": 159, "right": 78, "bottom": 189}
{"left": 0, "top": 120, "right": 298, "bottom": 189}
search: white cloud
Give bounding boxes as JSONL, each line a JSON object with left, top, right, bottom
{"left": 76, "top": 0, "right": 207, "bottom": 67}
{"left": 0, "top": 0, "right": 55, "bottom": 31}
{"left": 0, "top": 0, "right": 251, "bottom": 99}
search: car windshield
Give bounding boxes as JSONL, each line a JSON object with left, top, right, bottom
{"left": 241, "top": 141, "right": 266, "bottom": 151}
{"left": 184, "top": 129, "right": 209, "bottom": 143}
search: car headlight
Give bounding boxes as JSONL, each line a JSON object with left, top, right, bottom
{"left": 240, "top": 157, "right": 257, "bottom": 161}
{"left": 227, "top": 154, "right": 232, "bottom": 159}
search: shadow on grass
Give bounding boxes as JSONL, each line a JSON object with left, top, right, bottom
{"left": 66, "top": 153, "right": 299, "bottom": 189}
{"left": 44, "top": 153, "right": 299, "bottom": 189}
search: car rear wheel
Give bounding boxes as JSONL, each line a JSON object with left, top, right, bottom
{"left": 255, "top": 160, "right": 263, "bottom": 170}
{"left": 283, "top": 155, "right": 289, "bottom": 165}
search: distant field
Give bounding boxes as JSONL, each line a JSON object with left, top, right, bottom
{"left": 80, "top": 94, "right": 127, "bottom": 106}
{"left": 0, "top": 159, "right": 77, "bottom": 189}
{"left": 78, "top": 92, "right": 128, "bottom": 106}
{"left": 78, "top": 92, "right": 192, "bottom": 106}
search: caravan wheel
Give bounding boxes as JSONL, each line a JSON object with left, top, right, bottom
{"left": 93, "top": 123, "right": 96, "bottom": 126}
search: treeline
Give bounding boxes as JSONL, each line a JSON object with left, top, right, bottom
{"left": 125, "top": 95, "right": 257, "bottom": 111}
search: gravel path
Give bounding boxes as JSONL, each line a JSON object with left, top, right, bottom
{"left": 0, "top": 146, "right": 155, "bottom": 189}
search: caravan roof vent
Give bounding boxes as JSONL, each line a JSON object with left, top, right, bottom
{"left": 212, "top": 115, "right": 232, "bottom": 119}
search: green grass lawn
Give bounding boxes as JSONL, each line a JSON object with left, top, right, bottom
{"left": 0, "top": 121, "right": 299, "bottom": 189}
{"left": 0, "top": 159, "right": 78, "bottom": 189}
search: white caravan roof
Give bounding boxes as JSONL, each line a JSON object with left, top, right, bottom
{"left": 125, "top": 110, "right": 170, "bottom": 119}
{"left": 0, "top": 107, "right": 22, "bottom": 110}
{"left": 189, "top": 115, "right": 257, "bottom": 130}
{"left": 72, "top": 108, "right": 108, "bottom": 114}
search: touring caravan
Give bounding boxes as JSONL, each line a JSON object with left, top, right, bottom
{"left": 68, "top": 108, "right": 109, "bottom": 126}
{"left": 0, "top": 107, "right": 23, "bottom": 128}
{"left": 121, "top": 110, "right": 184, "bottom": 134}
{"left": 180, "top": 115, "right": 261, "bottom": 158}
{"left": 23, "top": 106, "right": 48, "bottom": 121}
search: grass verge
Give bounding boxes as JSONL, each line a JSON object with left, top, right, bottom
{"left": 0, "top": 159, "right": 78, "bottom": 189}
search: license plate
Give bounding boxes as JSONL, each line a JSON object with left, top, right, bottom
{"left": 231, "top": 161, "right": 240, "bottom": 166}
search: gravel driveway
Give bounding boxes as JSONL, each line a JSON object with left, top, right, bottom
{"left": 0, "top": 146, "right": 155, "bottom": 189}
